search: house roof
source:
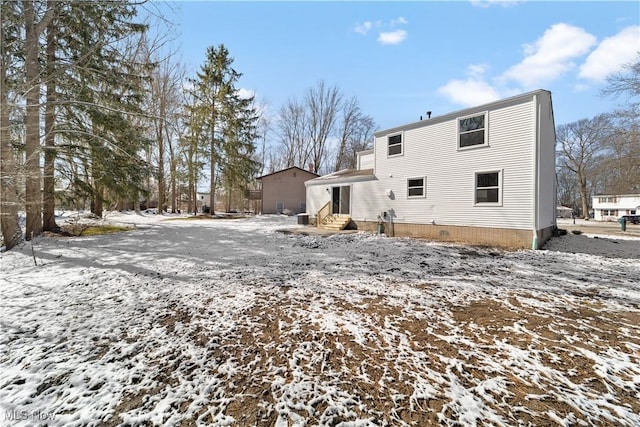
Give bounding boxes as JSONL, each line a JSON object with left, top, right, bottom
{"left": 375, "top": 89, "right": 552, "bottom": 137}
{"left": 305, "top": 168, "right": 375, "bottom": 186}
{"left": 256, "top": 166, "right": 319, "bottom": 181}
{"left": 594, "top": 193, "right": 640, "bottom": 197}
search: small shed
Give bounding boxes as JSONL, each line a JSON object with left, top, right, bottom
{"left": 257, "top": 167, "right": 319, "bottom": 214}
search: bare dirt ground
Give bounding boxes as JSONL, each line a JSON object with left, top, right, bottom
{"left": 2, "top": 214, "right": 639, "bottom": 427}
{"left": 122, "top": 292, "right": 638, "bottom": 427}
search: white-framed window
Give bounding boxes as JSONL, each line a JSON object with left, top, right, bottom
{"left": 458, "top": 112, "right": 487, "bottom": 149}
{"left": 407, "top": 177, "right": 426, "bottom": 198}
{"left": 602, "top": 209, "right": 618, "bottom": 216}
{"left": 599, "top": 196, "right": 617, "bottom": 203}
{"left": 387, "top": 132, "right": 403, "bottom": 157}
{"left": 474, "top": 170, "right": 502, "bottom": 205}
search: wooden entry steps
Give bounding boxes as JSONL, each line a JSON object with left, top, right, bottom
{"left": 319, "top": 214, "right": 352, "bottom": 230}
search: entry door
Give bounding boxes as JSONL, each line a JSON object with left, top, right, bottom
{"left": 331, "top": 186, "right": 350, "bottom": 215}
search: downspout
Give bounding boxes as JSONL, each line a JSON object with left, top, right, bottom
{"left": 531, "top": 93, "right": 540, "bottom": 250}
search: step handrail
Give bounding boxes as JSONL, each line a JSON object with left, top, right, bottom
{"left": 317, "top": 201, "right": 331, "bottom": 227}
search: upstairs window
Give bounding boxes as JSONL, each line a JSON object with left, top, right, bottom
{"left": 459, "top": 113, "right": 487, "bottom": 149}
{"left": 407, "top": 177, "right": 426, "bottom": 198}
{"left": 388, "top": 133, "right": 403, "bottom": 157}
{"left": 475, "top": 171, "right": 501, "bottom": 205}
{"left": 599, "top": 196, "right": 617, "bottom": 203}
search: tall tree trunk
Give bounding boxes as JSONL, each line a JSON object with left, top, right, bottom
{"left": 90, "top": 144, "right": 104, "bottom": 217}
{"left": 157, "top": 120, "right": 165, "bottom": 213}
{"left": 0, "top": 102, "right": 22, "bottom": 248}
{"left": 579, "top": 175, "right": 590, "bottom": 219}
{"left": 167, "top": 125, "right": 177, "bottom": 213}
{"left": 0, "top": 13, "right": 23, "bottom": 249}
{"left": 43, "top": 16, "right": 58, "bottom": 231}
{"left": 209, "top": 101, "right": 216, "bottom": 215}
{"left": 91, "top": 184, "right": 104, "bottom": 217}
{"left": 170, "top": 157, "right": 177, "bottom": 213}
{"left": 24, "top": 0, "right": 43, "bottom": 240}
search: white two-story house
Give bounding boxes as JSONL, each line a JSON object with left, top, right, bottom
{"left": 592, "top": 194, "right": 640, "bottom": 221}
{"left": 305, "top": 90, "right": 557, "bottom": 249}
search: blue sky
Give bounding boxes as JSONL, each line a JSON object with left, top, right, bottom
{"left": 160, "top": 1, "right": 639, "bottom": 132}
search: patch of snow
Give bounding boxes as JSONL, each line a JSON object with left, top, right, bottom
{"left": 1, "top": 213, "right": 639, "bottom": 426}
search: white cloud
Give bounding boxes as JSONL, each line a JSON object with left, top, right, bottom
{"left": 437, "top": 65, "right": 502, "bottom": 106}
{"left": 377, "top": 29, "right": 408, "bottom": 45}
{"left": 467, "top": 63, "right": 490, "bottom": 78}
{"left": 354, "top": 17, "right": 409, "bottom": 45}
{"left": 354, "top": 21, "right": 372, "bottom": 35}
{"left": 500, "top": 23, "right": 597, "bottom": 88}
{"left": 437, "top": 78, "right": 502, "bottom": 107}
{"left": 237, "top": 88, "right": 255, "bottom": 100}
{"left": 390, "top": 17, "right": 408, "bottom": 27}
{"left": 579, "top": 26, "right": 640, "bottom": 82}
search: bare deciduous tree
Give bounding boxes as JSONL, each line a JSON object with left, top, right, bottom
{"left": 275, "top": 81, "right": 375, "bottom": 174}
{"left": 600, "top": 54, "right": 640, "bottom": 194}
{"left": 276, "top": 98, "right": 309, "bottom": 170}
{"left": 335, "top": 103, "right": 376, "bottom": 170}
{"left": 306, "top": 81, "right": 341, "bottom": 174}
{"left": 556, "top": 114, "right": 611, "bottom": 218}
{"left": 335, "top": 96, "right": 360, "bottom": 171}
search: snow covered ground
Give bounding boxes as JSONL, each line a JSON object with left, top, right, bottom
{"left": 1, "top": 212, "right": 639, "bottom": 426}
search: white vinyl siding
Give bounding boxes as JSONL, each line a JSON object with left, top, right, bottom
{"left": 358, "top": 151, "right": 375, "bottom": 170}
{"left": 369, "top": 99, "right": 536, "bottom": 229}
{"left": 536, "top": 92, "right": 558, "bottom": 229}
{"left": 306, "top": 91, "right": 556, "bottom": 235}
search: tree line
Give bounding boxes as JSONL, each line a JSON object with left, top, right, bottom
{"left": 0, "top": 1, "right": 376, "bottom": 250}
{"left": 7, "top": 1, "right": 630, "bottom": 251}
{"left": 556, "top": 56, "right": 639, "bottom": 218}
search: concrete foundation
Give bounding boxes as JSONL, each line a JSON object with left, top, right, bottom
{"left": 355, "top": 220, "right": 554, "bottom": 250}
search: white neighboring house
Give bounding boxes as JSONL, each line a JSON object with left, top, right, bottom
{"left": 306, "top": 90, "right": 557, "bottom": 249}
{"left": 556, "top": 206, "right": 574, "bottom": 218}
{"left": 592, "top": 194, "right": 640, "bottom": 221}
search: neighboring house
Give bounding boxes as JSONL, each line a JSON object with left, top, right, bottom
{"left": 257, "top": 167, "right": 319, "bottom": 214}
{"left": 592, "top": 194, "right": 640, "bottom": 221}
{"left": 306, "top": 90, "right": 557, "bottom": 249}
{"left": 556, "top": 206, "right": 574, "bottom": 218}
